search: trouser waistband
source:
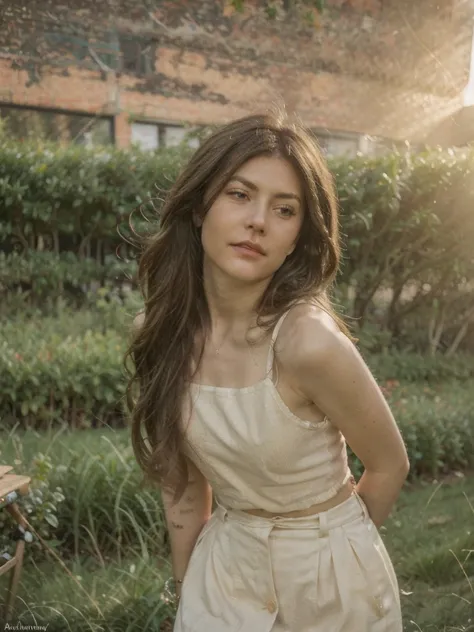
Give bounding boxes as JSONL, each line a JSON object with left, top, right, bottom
{"left": 214, "top": 492, "right": 370, "bottom": 533}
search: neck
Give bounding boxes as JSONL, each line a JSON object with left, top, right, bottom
{"left": 202, "top": 261, "right": 270, "bottom": 343}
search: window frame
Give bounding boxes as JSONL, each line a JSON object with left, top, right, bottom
{"left": 0, "top": 103, "right": 115, "bottom": 146}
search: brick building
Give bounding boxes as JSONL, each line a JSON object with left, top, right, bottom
{"left": 0, "top": 0, "right": 472, "bottom": 156}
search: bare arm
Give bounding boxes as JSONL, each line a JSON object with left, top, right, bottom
{"left": 133, "top": 312, "right": 213, "bottom": 592}
{"left": 287, "top": 308, "right": 410, "bottom": 528}
{"left": 162, "top": 458, "right": 213, "bottom": 597}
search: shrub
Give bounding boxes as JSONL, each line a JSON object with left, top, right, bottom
{"left": 0, "top": 250, "right": 138, "bottom": 312}
{"left": 0, "top": 139, "right": 190, "bottom": 257}
{"left": 365, "top": 351, "right": 474, "bottom": 383}
{"left": 0, "top": 453, "right": 65, "bottom": 559}
{"left": 0, "top": 326, "right": 129, "bottom": 429}
{"left": 333, "top": 148, "right": 474, "bottom": 354}
{"left": 1, "top": 139, "right": 474, "bottom": 352}
{"left": 1, "top": 315, "right": 473, "bottom": 479}
{"left": 1, "top": 435, "right": 167, "bottom": 565}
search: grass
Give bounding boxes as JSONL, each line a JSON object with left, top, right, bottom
{"left": 382, "top": 475, "right": 474, "bottom": 632}
{"left": 1, "top": 427, "right": 473, "bottom": 630}
{"left": 6, "top": 555, "right": 174, "bottom": 632}
{"left": 383, "top": 475, "right": 474, "bottom": 630}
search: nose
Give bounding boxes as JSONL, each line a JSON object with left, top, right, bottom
{"left": 245, "top": 201, "right": 267, "bottom": 233}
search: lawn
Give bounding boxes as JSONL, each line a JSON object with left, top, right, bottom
{"left": 1, "top": 427, "right": 473, "bottom": 631}
{"left": 384, "top": 473, "right": 474, "bottom": 630}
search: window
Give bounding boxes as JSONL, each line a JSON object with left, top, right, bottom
{"left": 131, "top": 121, "right": 199, "bottom": 151}
{"left": 162, "top": 125, "right": 188, "bottom": 147}
{"left": 325, "top": 136, "right": 359, "bottom": 157}
{"left": 312, "top": 130, "right": 361, "bottom": 157}
{"left": 0, "top": 106, "right": 113, "bottom": 146}
{"left": 119, "top": 35, "right": 155, "bottom": 76}
{"left": 44, "top": 31, "right": 119, "bottom": 71}
{"left": 131, "top": 122, "right": 159, "bottom": 151}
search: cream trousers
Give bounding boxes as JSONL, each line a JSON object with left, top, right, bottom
{"left": 174, "top": 492, "right": 402, "bottom": 631}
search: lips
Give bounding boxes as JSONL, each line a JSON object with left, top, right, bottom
{"left": 232, "top": 241, "right": 266, "bottom": 255}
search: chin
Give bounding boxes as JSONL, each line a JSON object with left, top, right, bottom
{"left": 225, "top": 261, "right": 275, "bottom": 285}
{"left": 203, "top": 252, "right": 279, "bottom": 284}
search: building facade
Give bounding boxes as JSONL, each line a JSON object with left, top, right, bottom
{"left": 0, "top": 0, "right": 472, "bottom": 155}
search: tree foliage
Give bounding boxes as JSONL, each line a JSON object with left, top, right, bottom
{"left": 0, "top": 138, "right": 473, "bottom": 354}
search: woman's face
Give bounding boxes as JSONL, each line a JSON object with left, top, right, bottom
{"left": 199, "top": 155, "right": 304, "bottom": 284}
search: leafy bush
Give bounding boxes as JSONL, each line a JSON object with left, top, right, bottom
{"left": 0, "top": 250, "right": 138, "bottom": 315}
{"left": 334, "top": 149, "right": 474, "bottom": 351}
{"left": 1, "top": 310, "right": 473, "bottom": 479}
{"left": 0, "top": 431, "right": 174, "bottom": 629}
{"left": 1, "top": 139, "right": 474, "bottom": 352}
{"left": 0, "top": 139, "right": 189, "bottom": 254}
{"left": 0, "top": 326, "right": 129, "bottom": 429}
{"left": 349, "top": 380, "right": 474, "bottom": 479}
{"left": 1, "top": 433, "right": 167, "bottom": 564}
{"left": 0, "top": 453, "right": 65, "bottom": 559}
{"left": 0, "top": 250, "right": 137, "bottom": 294}
{"left": 0, "top": 295, "right": 144, "bottom": 428}
{"left": 365, "top": 351, "right": 474, "bottom": 383}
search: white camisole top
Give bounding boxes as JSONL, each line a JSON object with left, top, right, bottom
{"left": 182, "top": 305, "right": 352, "bottom": 513}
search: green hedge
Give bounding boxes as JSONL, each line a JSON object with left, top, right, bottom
{"left": 0, "top": 250, "right": 137, "bottom": 305}
{"left": 0, "top": 250, "right": 137, "bottom": 285}
{"left": 0, "top": 140, "right": 191, "bottom": 254}
{"left": 365, "top": 351, "right": 474, "bottom": 382}
{"left": 2, "top": 319, "right": 473, "bottom": 430}
{"left": 1, "top": 139, "right": 473, "bottom": 352}
{"left": 1, "top": 318, "right": 473, "bottom": 478}
{"left": 0, "top": 250, "right": 138, "bottom": 318}
{"left": 1, "top": 326, "right": 126, "bottom": 428}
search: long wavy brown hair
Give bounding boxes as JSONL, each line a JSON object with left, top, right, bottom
{"left": 125, "top": 110, "right": 351, "bottom": 501}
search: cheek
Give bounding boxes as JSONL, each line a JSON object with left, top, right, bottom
{"left": 274, "top": 222, "right": 301, "bottom": 252}
{"left": 201, "top": 225, "right": 215, "bottom": 256}
{"left": 200, "top": 207, "right": 229, "bottom": 252}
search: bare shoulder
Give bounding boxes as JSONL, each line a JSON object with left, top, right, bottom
{"left": 133, "top": 311, "right": 145, "bottom": 331}
{"left": 275, "top": 302, "right": 352, "bottom": 372}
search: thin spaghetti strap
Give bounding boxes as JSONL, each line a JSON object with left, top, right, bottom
{"left": 265, "top": 303, "right": 303, "bottom": 377}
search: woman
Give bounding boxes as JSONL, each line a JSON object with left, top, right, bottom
{"left": 127, "top": 111, "right": 409, "bottom": 631}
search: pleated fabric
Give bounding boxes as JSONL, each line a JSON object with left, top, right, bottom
{"left": 173, "top": 493, "right": 402, "bottom": 632}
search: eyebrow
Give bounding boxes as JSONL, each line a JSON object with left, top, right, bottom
{"left": 229, "top": 175, "right": 301, "bottom": 203}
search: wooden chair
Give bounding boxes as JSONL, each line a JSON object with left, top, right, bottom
{"left": 0, "top": 465, "right": 32, "bottom": 622}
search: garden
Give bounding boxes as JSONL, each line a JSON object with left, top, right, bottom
{"left": 0, "top": 137, "right": 473, "bottom": 630}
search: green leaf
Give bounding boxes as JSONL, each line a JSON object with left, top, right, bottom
{"left": 45, "top": 513, "right": 59, "bottom": 528}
